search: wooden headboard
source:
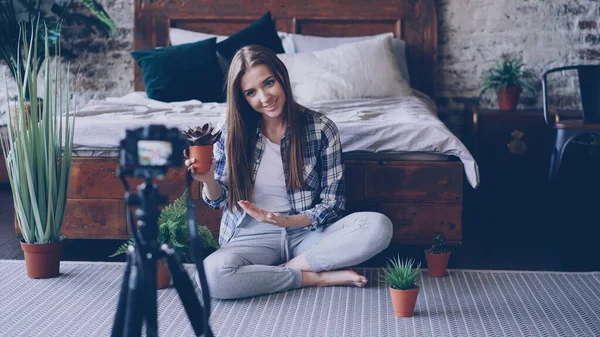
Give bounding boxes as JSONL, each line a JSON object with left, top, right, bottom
{"left": 133, "top": 0, "right": 437, "bottom": 97}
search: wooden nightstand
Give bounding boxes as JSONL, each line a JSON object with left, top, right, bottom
{"left": 463, "top": 109, "right": 564, "bottom": 244}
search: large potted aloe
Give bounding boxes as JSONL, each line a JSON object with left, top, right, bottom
{"left": 0, "top": 24, "right": 75, "bottom": 279}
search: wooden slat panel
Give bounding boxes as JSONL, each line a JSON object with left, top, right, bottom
{"left": 380, "top": 203, "right": 462, "bottom": 245}
{"left": 171, "top": 17, "right": 260, "bottom": 35}
{"left": 345, "top": 164, "right": 364, "bottom": 202}
{"left": 125, "top": 201, "right": 223, "bottom": 237}
{"left": 194, "top": 203, "right": 222, "bottom": 234}
{"left": 62, "top": 199, "right": 126, "bottom": 238}
{"left": 138, "top": 0, "right": 415, "bottom": 17}
{"left": 363, "top": 161, "right": 463, "bottom": 203}
{"left": 133, "top": 13, "right": 154, "bottom": 91}
{"left": 295, "top": 18, "right": 401, "bottom": 38}
{"left": 68, "top": 158, "right": 200, "bottom": 200}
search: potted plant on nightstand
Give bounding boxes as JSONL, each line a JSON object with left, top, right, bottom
{"left": 425, "top": 233, "right": 451, "bottom": 277}
{"left": 0, "top": 24, "right": 76, "bottom": 279}
{"left": 383, "top": 256, "right": 421, "bottom": 317}
{"left": 480, "top": 55, "right": 536, "bottom": 111}
{"left": 111, "top": 191, "right": 219, "bottom": 289}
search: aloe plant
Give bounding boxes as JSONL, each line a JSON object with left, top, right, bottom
{"left": 182, "top": 123, "right": 222, "bottom": 146}
{"left": 382, "top": 257, "right": 421, "bottom": 290}
{"left": 0, "top": 22, "right": 75, "bottom": 243}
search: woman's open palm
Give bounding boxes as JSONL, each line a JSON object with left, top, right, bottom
{"left": 237, "top": 200, "right": 287, "bottom": 226}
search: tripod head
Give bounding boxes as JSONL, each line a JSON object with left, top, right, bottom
{"left": 112, "top": 125, "right": 213, "bottom": 337}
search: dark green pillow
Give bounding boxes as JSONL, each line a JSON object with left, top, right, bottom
{"left": 217, "top": 12, "right": 285, "bottom": 62}
{"left": 131, "top": 38, "right": 224, "bottom": 103}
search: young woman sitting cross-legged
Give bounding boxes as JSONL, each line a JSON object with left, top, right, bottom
{"left": 185, "top": 45, "right": 393, "bottom": 300}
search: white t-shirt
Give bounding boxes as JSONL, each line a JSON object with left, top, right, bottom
{"left": 253, "top": 137, "right": 291, "bottom": 213}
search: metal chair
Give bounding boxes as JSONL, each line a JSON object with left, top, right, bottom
{"left": 542, "top": 65, "right": 600, "bottom": 182}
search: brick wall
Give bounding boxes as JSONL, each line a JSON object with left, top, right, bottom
{"left": 1, "top": 0, "right": 599, "bottom": 134}
{"left": 437, "top": 0, "right": 599, "bottom": 114}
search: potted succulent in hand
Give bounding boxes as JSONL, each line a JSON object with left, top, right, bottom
{"left": 0, "top": 24, "right": 76, "bottom": 279}
{"left": 383, "top": 256, "right": 421, "bottom": 317}
{"left": 480, "top": 56, "right": 536, "bottom": 111}
{"left": 425, "top": 233, "right": 451, "bottom": 277}
{"left": 182, "top": 123, "right": 221, "bottom": 173}
{"left": 110, "top": 191, "right": 220, "bottom": 289}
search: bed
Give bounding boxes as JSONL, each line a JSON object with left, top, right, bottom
{"left": 50, "top": 0, "right": 478, "bottom": 246}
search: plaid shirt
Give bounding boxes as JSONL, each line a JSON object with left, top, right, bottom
{"left": 202, "top": 109, "right": 346, "bottom": 245}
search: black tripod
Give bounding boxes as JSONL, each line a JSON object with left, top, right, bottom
{"left": 111, "top": 169, "right": 214, "bottom": 337}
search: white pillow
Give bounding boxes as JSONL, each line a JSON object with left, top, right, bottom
{"left": 169, "top": 28, "right": 295, "bottom": 53}
{"left": 290, "top": 33, "right": 411, "bottom": 83}
{"left": 277, "top": 35, "right": 411, "bottom": 104}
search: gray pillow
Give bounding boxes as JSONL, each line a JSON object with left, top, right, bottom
{"left": 290, "top": 33, "right": 411, "bottom": 84}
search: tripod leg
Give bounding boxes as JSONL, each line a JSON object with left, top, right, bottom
{"left": 111, "top": 250, "right": 133, "bottom": 337}
{"left": 165, "top": 248, "right": 214, "bottom": 337}
{"left": 141, "top": 251, "right": 159, "bottom": 337}
{"left": 123, "top": 250, "right": 145, "bottom": 337}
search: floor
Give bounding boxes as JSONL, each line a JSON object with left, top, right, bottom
{"left": 1, "top": 162, "right": 599, "bottom": 272}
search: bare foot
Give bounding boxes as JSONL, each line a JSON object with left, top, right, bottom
{"left": 314, "top": 270, "right": 368, "bottom": 287}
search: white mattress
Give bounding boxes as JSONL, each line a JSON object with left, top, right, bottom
{"left": 6, "top": 91, "right": 480, "bottom": 187}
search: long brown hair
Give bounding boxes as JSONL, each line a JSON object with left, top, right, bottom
{"left": 226, "top": 45, "right": 305, "bottom": 212}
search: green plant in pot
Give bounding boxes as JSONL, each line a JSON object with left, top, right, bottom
{"left": 182, "top": 123, "right": 221, "bottom": 173}
{"left": 480, "top": 56, "right": 536, "bottom": 111}
{"left": 383, "top": 256, "right": 421, "bottom": 317}
{"left": 0, "top": 23, "right": 76, "bottom": 279}
{"left": 425, "top": 233, "right": 451, "bottom": 278}
{"left": 110, "top": 191, "right": 220, "bottom": 289}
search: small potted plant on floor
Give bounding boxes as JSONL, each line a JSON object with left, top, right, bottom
{"left": 110, "top": 191, "right": 220, "bottom": 289}
{"left": 383, "top": 256, "right": 421, "bottom": 317}
{"left": 1, "top": 24, "right": 76, "bottom": 279}
{"left": 182, "top": 123, "right": 221, "bottom": 173}
{"left": 480, "top": 55, "right": 536, "bottom": 111}
{"left": 425, "top": 233, "right": 451, "bottom": 277}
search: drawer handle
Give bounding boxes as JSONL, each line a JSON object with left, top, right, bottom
{"left": 507, "top": 130, "right": 527, "bottom": 155}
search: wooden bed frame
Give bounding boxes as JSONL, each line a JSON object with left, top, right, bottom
{"left": 52, "top": 0, "right": 464, "bottom": 245}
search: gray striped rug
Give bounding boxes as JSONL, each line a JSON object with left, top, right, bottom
{"left": 0, "top": 260, "right": 599, "bottom": 337}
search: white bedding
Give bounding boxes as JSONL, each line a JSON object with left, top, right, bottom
{"left": 2, "top": 91, "right": 479, "bottom": 187}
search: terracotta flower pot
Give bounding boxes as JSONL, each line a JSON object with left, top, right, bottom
{"left": 20, "top": 239, "right": 63, "bottom": 279}
{"left": 389, "top": 286, "right": 420, "bottom": 317}
{"left": 186, "top": 145, "right": 213, "bottom": 173}
{"left": 496, "top": 87, "right": 521, "bottom": 111}
{"left": 425, "top": 249, "right": 451, "bottom": 277}
{"left": 157, "top": 259, "right": 171, "bottom": 289}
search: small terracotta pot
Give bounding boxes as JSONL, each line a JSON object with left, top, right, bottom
{"left": 389, "top": 286, "right": 420, "bottom": 317}
{"left": 157, "top": 259, "right": 171, "bottom": 289}
{"left": 496, "top": 87, "right": 521, "bottom": 111}
{"left": 20, "top": 239, "right": 63, "bottom": 279}
{"left": 186, "top": 145, "right": 213, "bottom": 173}
{"left": 425, "top": 249, "right": 451, "bottom": 277}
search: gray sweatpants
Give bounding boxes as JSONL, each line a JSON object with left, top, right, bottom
{"left": 203, "top": 212, "right": 393, "bottom": 299}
